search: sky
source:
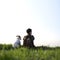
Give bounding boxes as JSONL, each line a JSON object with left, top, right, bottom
{"left": 0, "top": 0, "right": 60, "bottom": 47}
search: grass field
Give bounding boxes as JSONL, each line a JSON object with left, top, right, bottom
{"left": 0, "top": 45, "right": 60, "bottom": 60}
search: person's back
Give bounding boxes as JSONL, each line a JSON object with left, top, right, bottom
{"left": 23, "top": 28, "right": 35, "bottom": 47}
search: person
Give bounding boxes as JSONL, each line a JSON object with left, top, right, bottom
{"left": 14, "top": 35, "right": 21, "bottom": 48}
{"left": 23, "top": 28, "right": 35, "bottom": 47}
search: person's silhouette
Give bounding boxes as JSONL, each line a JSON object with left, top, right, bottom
{"left": 23, "top": 28, "right": 35, "bottom": 47}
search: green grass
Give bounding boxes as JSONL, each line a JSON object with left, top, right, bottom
{"left": 0, "top": 47, "right": 60, "bottom": 60}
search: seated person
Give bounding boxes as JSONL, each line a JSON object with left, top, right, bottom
{"left": 14, "top": 35, "right": 21, "bottom": 48}
{"left": 23, "top": 28, "right": 35, "bottom": 47}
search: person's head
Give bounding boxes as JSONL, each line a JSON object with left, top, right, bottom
{"left": 26, "top": 28, "right": 32, "bottom": 35}
{"left": 16, "top": 35, "right": 21, "bottom": 40}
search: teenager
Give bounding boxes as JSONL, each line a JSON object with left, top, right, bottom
{"left": 23, "top": 28, "right": 35, "bottom": 47}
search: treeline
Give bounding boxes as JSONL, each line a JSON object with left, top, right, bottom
{"left": 0, "top": 44, "right": 60, "bottom": 50}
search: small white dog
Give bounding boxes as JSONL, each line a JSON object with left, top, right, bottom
{"left": 14, "top": 35, "right": 21, "bottom": 48}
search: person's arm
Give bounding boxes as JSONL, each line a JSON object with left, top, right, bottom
{"left": 23, "top": 36, "right": 26, "bottom": 40}
{"left": 23, "top": 36, "right": 27, "bottom": 46}
{"left": 32, "top": 35, "right": 35, "bottom": 40}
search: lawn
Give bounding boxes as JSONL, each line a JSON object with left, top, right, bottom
{"left": 0, "top": 45, "right": 60, "bottom": 60}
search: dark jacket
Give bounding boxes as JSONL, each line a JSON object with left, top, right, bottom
{"left": 23, "top": 35, "right": 35, "bottom": 47}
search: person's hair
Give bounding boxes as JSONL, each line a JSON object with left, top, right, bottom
{"left": 26, "top": 28, "right": 32, "bottom": 33}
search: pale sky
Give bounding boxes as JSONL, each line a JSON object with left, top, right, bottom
{"left": 0, "top": 0, "right": 60, "bottom": 47}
